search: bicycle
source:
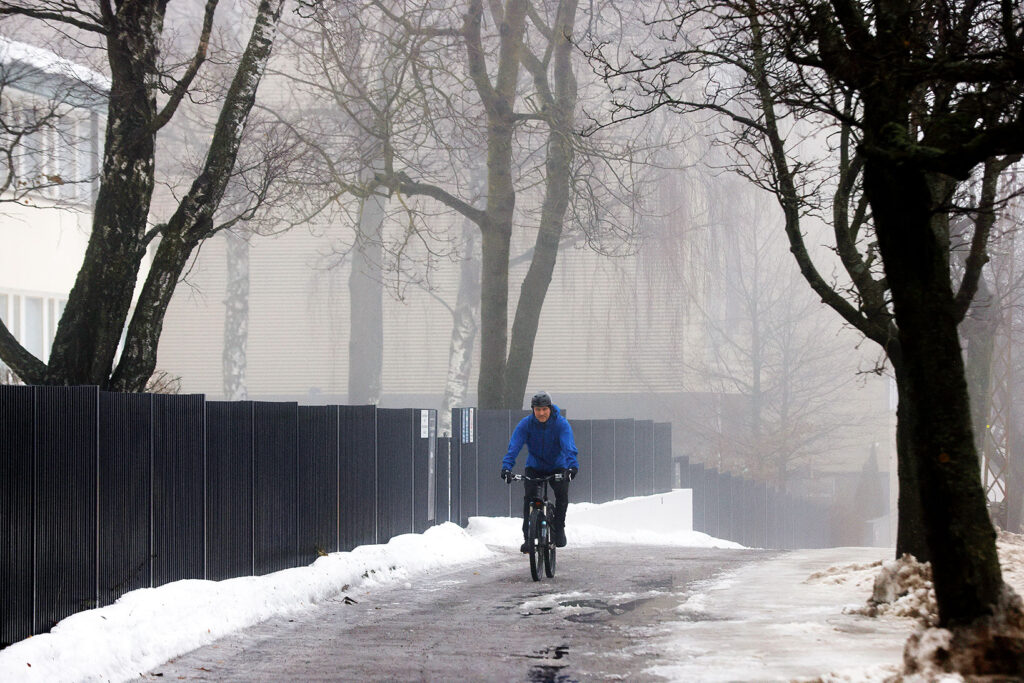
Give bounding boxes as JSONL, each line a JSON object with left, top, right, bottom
{"left": 508, "top": 472, "right": 564, "bottom": 581}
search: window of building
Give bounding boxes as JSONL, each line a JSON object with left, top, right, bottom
{"left": 0, "top": 89, "right": 103, "bottom": 207}
{"left": 0, "top": 290, "right": 66, "bottom": 364}
{"left": 23, "top": 295, "right": 43, "bottom": 359}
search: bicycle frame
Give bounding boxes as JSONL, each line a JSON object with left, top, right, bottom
{"left": 509, "top": 473, "right": 564, "bottom": 581}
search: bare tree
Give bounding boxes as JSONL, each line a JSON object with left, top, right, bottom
{"left": 677, "top": 178, "right": 865, "bottom": 487}
{"left": 0, "top": 0, "right": 288, "bottom": 391}
{"left": 276, "top": 0, "right": 657, "bottom": 409}
{"left": 587, "top": 0, "right": 1024, "bottom": 669}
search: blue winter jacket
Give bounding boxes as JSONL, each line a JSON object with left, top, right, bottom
{"left": 502, "top": 404, "right": 580, "bottom": 473}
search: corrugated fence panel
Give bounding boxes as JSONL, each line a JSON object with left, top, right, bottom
{"left": 436, "top": 436, "right": 451, "bottom": 524}
{"left": 34, "top": 386, "right": 98, "bottom": 634}
{"left": 635, "top": 420, "right": 654, "bottom": 496}
{"left": 568, "top": 418, "right": 592, "bottom": 504}
{"left": 152, "top": 394, "right": 205, "bottom": 587}
{"left": 205, "top": 401, "right": 253, "bottom": 581}
{"left": 477, "top": 409, "right": 513, "bottom": 517}
{"left": 253, "top": 401, "right": 298, "bottom": 575}
{"left": 376, "top": 409, "right": 414, "bottom": 543}
{"left": 613, "top": 419, "right": 636, "bottom": 500}
{"left": 455, "top": 408, "right": 477, "bottom": 526}
{"left": 298, "top": 405, "right": 339, "bottom": 559}
{"left": 339, "top": 405, "right": 376, "bottom": 550}
{"left": 98, "top": 392, "right": 152, "bottom": 606}
{"left": 653, "top": 423, "right": 672, "bottom": 493}
{"left": 591, "top": 420, "right": 615, "bottom": 503}
{"left": 413, "top": 409, "right": 436, "bottom": 534}
{"left": 1, "top": 385, "right": 34, "bottom": 646}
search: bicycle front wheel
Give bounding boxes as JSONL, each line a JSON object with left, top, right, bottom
{"left": 544, "top": 512, "right": 556, "bottom": 578}
{"left": 528, "top": 507, "right": 542, "bottom": 581}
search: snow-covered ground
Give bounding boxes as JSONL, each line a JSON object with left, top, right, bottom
{"left": 1, "top": 494, "right": 1021, "bottom": 682}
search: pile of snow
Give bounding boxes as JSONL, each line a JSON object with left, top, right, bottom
{"left": 844, "top": 555, "right": 937, "bottom": 625}
{"left": 0, "top": 523, "right": 494, "bottom": 683}
{"left": 813, "top": 531, "right": 1024, "bottom": 681}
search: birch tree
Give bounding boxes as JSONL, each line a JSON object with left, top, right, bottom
{"left": 0, "top": 0, "right": 287, "bottom": 391}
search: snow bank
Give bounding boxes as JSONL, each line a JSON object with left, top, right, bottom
{"left": 0, "top": 523, "right": 493, "bottom": 683}
{"left": 0, "top": 491, "right": 730, "bottom": 682}
{"left": 467, "top": 492, "right": 741, "bottom": 549}
{"left": 568, "top": 489, "right": 693, "bottom": 534}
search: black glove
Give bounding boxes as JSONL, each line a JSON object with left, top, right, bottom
{"left": 566, "top": 467, "right": 578, "bottom": 481}
{"left": 501, "top": 469, "right": 513, "bottom": 483}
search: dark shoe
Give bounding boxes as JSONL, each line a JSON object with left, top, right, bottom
{"left": 554, "top": 529, "right": 567, "bottom": 548}
{"left": 520, "top": 541, "right": 530, "bottom": 554}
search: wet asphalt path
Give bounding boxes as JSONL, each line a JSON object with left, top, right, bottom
{"left": 138, "top": 545, "right": 774, "bottom": 682}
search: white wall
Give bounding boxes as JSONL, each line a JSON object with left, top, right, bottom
{"left": 0, "top": 202, "right": 90, "bottom": 295}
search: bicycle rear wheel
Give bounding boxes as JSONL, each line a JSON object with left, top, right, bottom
{"left": 528, "top": 507, "right": 542, "bottom": 581}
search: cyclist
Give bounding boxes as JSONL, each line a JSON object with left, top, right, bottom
{"left": 500, "top": 390, "right": 579, "bottom": 553}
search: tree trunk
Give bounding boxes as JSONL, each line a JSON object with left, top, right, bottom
{"left": 44, "top": 2, "right": 163, "bottom": 386}
{"left": 466, "top": 0, "right": 527, "bottom": 408}
{"left": 223, "top": 229, "right": 249, "bottom": 401}
{"left": 866, "top": 153, "right": 1002, "bottom": 626}
{"left": 440, "top": 216, "right": 481, "bottom": 435}
{"left": 478, "top": 210, "right": 513, "bottom": 407}
{"left": 891, "top": 351, "right": 930, "bottom": 562}
{"left": 503, "top": 0, "right": 579, "bottom": 408}
{"left": 348, "top": 186, "right": 385, "bottom": 404}
{"left": 110, "top": 0, "right": 285, "bottom": 392}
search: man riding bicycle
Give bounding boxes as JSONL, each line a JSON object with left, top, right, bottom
{"left": 500, "top": 391, "right": 579, "bottom": 553}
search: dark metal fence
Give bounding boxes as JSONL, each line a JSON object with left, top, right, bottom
{"left": 0, "top": 387, "right": 438, "bottom": 646}
{"left": 2, "top": 388, "right": 829, "bottom": 647}
{"left": 676, "top": 456, "right": 832, "bottom": 550}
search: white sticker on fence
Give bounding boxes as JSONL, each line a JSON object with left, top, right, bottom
{"left": 420, "top": 410, "right": 429, "bottom": 438}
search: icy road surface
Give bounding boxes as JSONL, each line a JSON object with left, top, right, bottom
{"left": 139, "top": 545, "right": 773, "bottom": 681}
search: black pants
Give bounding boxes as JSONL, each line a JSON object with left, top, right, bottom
{"left": 522, "top": 467, "right": 569, "bottom": 539}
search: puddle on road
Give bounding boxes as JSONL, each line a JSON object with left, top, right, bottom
{"left": 524, "top": 645, "right": 575, "bottom": 682}
{"left": 527, "top": 664, "right": 575, "bottom": 682}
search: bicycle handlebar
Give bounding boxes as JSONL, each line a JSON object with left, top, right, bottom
{"left": 510, "top": 473, "right": 565, "bottom": 483}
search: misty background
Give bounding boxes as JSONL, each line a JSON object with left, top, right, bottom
{"left": 2, "top": 0, "right": 1022, "bottom": 549}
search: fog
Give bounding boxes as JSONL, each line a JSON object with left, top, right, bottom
{"left": 4, "top": 0, "right": 1023, "bottom": 545}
